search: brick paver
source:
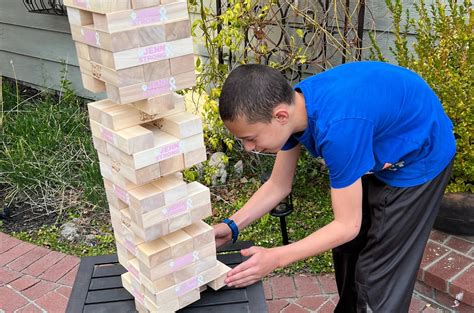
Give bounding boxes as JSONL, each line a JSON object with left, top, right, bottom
{"left": 450, "top": 264, "right": 473, "bottom": 306}
{"left": 22, "top": 251, "right": 66, "bottom": 277}
{"left": 445, "top": 237, "right": 473, "bottom": 254}
{"left": 7, "top": 246, "right": 50, "bottom": 272}
{"left": 0, "top": 242, "right": 36, "bottom": 266}
{"left": 0, "top": 233, "right": 22, "bottom": 254}
{"left": 294, "top": 275, "right": 322, "bottom": 297}
{"left": 317, "top": 274, "right": 338, "bottom": 294}
{"left": 39, "top": 255, "right": 80, "bottom": 282}
{"left": 1, "top": 229, "right": 471, "bottom": 312}
{"left": 22, "top": 280, "right": 59, "bottom": 301}
{"left": 0, "top": 286, "right": 29, "bottom": 312}
{"left": 424, "top": 252, "right": 472, "bottom": 292}
{"left": 57, "top": 264, "right": 79, "bottom": 286}
{"left": 0, "top": 267, "right": 21, "bottom": 285}
{"left": 270, "top": 276, "right": 297, "bottom": 299}
{"left": 295, "top": 295, "right": 330, "bottom": 310}
{"left": 9, "top": 275, "right": 40, "bottom": 291}
{"left": 35, "top": 290, "right": 69, "bottom": 313}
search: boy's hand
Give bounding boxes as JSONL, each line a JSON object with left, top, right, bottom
{"left": 225, "top": 246, "right": 279, "bottom": 287}
{"left": 214, "top": 223, "right": 232, "bottom": 248}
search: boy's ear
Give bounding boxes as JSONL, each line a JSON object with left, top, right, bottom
{"left": 273, "top": 105, "right": 290, "bottom": 124}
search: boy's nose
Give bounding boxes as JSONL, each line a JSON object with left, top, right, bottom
{"left": 243, "top": 141, "right": 255, "bottom": 152}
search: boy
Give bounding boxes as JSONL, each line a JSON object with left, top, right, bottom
{"left": 213, "top": 61, "right": 455, "bottom": 312}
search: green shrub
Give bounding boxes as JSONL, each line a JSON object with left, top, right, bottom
{"left": 376, "top": 0, "right": 473, "bottom": 192}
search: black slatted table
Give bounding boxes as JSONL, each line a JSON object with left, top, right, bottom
{"left": 66, "top": 241, "right": 268, "bottom": 313}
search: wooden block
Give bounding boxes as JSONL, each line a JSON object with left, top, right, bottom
{"left": 140, "top": 271, "right": 175, "bottom": 293}
{"left": 80, "top": 72, "right": 106, "bottom": 93}
{"left": 205, "top": 262, "right": 232, "bottom": 290}
{"left": 89, "top": 120, "right": 154, "bottom": 154}
{"left": 164, "top": 18, "right": 191, "bottom": 41}
{"left": 87, "top": 98, "right": 184, "bottom": 131}
{"left": 102, "top": 37, "right": 194, "bottom": 70}
{"left": 92, "top": 135, "right": 108, "bottom": 154}
{"left": 178, "top": 288, "right": 200, "bottom": 309}
{"left": 143, "top": 59, "right": 170, "bottom": 81}
{"left": 137, "top": 237, "right": 171, "bottom": 268}
{"left": 159, "top": 153, "right": 184, "bottom": 176}
{"left": 70, "top": 24, "right": 140, "bottom": 52}
{"left": 127, "top": 258, "right": 141, "bottom": 281}
{"left": 63, "top": 0, "right": 132, "bottom": 14}
{"left": 99, "top": 151, "right": 161, "bottom": 185}
{"left": 170, "top": 54, "right": 194, "bottom": 75}
{"left": 161, "top": 229, "right": 193, "bottom": 258}
{"left": 131, "top": 0, "right": 160, "bottom": 9}
{"left": 155, "top": 111, "right": 202, "bottom": 138}
{"left": 67, "top": 7, "right": 93, "bottom": 25}
{"left": 106, "top": 70, "right": 195, "bottom": 104}
{"left": 88, "top": 46, "right": 102, "bottom": 63}
{"left": 134, "top": 299, "right": 150, "bottom": 313}
{"left": 145, "top": 290, "right": 179, "bottom": 312}
{"left": 138, "top": 24, "right": 166, "bottom": 47}
{"left": 188, "top": 182, "right": 211, "bottom": 207}
{"left": 133, "top": 92, "right": 183, "bottom": 117}
{"left": 168, "top": 211, "right": 192, "bottom": 233}
{"left": 152, "top": 173, "right": 187, "bottom": 204}
{"left": 180, "top": 133, "right": 205, "bottom": 153}
{"left": 196, "top": 246, "right": 217, "bottom": 273}
{"left": 183, "top": 221, "right": 215, "bottom": 249}
{"left": 184, "top": 146, "right": 207, "bottom": 168}
{"left": 174, "top": 262, "right": 198, "bottom": 284}
{"left": 201, "top": 261, "right": 231, "bottom": 290}
{"left": 91, "top": 61, "right": 145, "bottom": 87}
{"left": 103, "top": 178, "right": 137, "bottom": 205}
{"left": 105, "top": 188, "right": 128, "bottom": 211}
{"left": 128, "top": 130, "right": 181, "bottom": 169}
{"left": 122, "top": 223, "right": 145, "bottom": 255}
{"left": 75, "top": 42, "right": 90, "bottom": 60}
{"left": 121, "top": 272, "right": 146, "bottom": 306}
{"left": 101, "top": 161, "right": 139, "bottom": 191}
{"left": 132, "top": 218, "right": 169, "bottom": 242}
{"left": 127, "top": 182, "right": 165, "bottom": 213}
{"left": 161, "top": 0, "right": 187, "bottom": 5}
{"left": 191, "top": 203, "right": 212, "bottom": 222}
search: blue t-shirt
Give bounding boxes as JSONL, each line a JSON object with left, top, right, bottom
{"left": 282, "top": 61, "right": 456, "bottom": 188}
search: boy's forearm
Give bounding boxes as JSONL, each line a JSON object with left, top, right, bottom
{"left": 230, "top": 179, "right": 290, "bottom": 230}
{"left": 274, "top": 219, "right": 357, "bottom": 268}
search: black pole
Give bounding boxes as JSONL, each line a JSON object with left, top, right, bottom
{"left": 279, "top": 216, "right": 289, "bottom": 245}
{"left": 356, "top": 0, "right": 366, "bottom": 60}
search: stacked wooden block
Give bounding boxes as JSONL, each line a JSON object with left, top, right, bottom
{"left": 64, "top": 1, "right": 231, "bottom": 311}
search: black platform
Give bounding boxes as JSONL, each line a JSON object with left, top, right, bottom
{"left": 66, "top": 241, "right": 268, "bottom": 312}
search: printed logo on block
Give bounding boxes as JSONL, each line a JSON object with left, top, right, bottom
{"left": 100, "top": 127, "right": 116, "bottom": 145}
{"left": 137, "top": 43, "right": 172, "bottom": 64}
{"left": 113, "top": 184, "right": 130, "bottom": 205}
{"left": 73, "top": 0, "right": 91, "bottom": 9}
{"left": 154, "top": 141, "right": 180, "bottom": 162}
{"left": 175, "top": 275, "right": 203, "bottom": 296}
{"left": 169, "top": 250, "right": 199, "bottom": 270}
{"left": 91, "top": 63, "right": 102, "bottom": 80}
{"left": 142, "top": 77, "right": 177, "bottom": 98}
{"left": 80, "top": 28, "right": 100, "bottom": 47}
{"left": 130, "top": 7, "right": 167, "bottom": 25}
{"left": 162, "top": 199, "right": 193, "bottom": 218}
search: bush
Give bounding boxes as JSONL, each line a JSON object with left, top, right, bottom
{"left": 375, "top": 0, "right": 473, "bottom": 192}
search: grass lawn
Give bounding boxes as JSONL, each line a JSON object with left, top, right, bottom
{"left": 0, "top": 78, "right": 334, "bottom": 274}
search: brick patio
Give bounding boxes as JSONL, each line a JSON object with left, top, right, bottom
{"left": 0, "top": 230, "right": 472, "bottom": 312}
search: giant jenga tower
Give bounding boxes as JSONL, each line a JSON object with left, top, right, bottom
{"left": 63, "top": 1, "right": 231, "bottom": 311}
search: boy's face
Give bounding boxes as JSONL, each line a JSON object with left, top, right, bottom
{"left": 224, "top": 111, "right": 293, "bottom": 154}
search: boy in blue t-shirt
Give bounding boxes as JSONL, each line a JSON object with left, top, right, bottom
{"left": 214, "top": 62, "right": 455, "bottom": 312}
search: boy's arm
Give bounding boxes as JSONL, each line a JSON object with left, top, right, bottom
{"left": 225, "top": 178, "right": 363, "bottom": 287}
{"left": 214, "top": 144, "right": 302, "bottom": 246}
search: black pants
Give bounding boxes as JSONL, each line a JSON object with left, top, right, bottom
{"left": 333, "top": 159, "right": 453, "bottom": 313}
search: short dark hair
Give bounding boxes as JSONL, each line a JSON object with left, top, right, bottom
{"left": 219, "top": 64, "right": 294, "bottom": 123}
